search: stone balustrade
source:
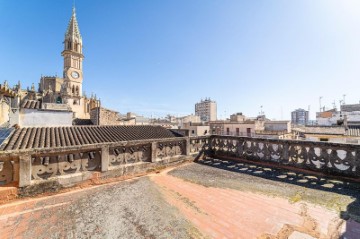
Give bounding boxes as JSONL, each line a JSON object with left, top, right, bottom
{"left": 193, "top": 135, "right": 360, "bottom": 178}
{"left": 0, "top": 137, "right": 189, "bottom": 188}
{"left": 189, "top": 136, "right": 211, "bottom": 155}
{"left": 1, "top": 134, "right": 360, "bottom": 190}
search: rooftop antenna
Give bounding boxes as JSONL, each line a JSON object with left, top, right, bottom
{"left": 343, "top": 94, "right": 346, "bottom": 105}
{"left": 332, "top": 100, "right": 336, "bottom": 109}
{"left": 319, "top": 96, "right": 323, "bottom": 112}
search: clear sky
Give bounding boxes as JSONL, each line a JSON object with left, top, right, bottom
{"left": 0, "top": 0, "right": 360, "bottom": 120}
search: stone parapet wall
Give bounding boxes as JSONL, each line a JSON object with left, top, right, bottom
{"left": 194, "top": 135, "right": 360, "bottom": 179}
{"left": 2, "top": 134, "right": 360, "bottom": 195}
{"left": 0, "top": 137, "right": 192, "bottom": 194}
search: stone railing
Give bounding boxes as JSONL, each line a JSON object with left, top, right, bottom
{"left": 0, "top": 137, "right": 189, "bottom": 188}
{"left": 189, "top": 136, "right": 211, "bottom": 155}
{"left": 199, "top": 135, "right": 360, "bottom": 178}
{"left": 2, "top": 134, "right": 360, "bottom": 188}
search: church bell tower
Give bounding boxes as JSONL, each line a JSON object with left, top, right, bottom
{"left": 61, "top": 6, "right": 84, "bottom": 98}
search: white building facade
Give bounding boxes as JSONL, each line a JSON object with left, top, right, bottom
{"left": 195, "top": 98, "right": 217, "bottom": 122}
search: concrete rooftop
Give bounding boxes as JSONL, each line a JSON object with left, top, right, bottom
{"left": 0, "top": 160, "right": 360, "bottom": 238}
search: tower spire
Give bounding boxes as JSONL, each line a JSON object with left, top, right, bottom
{"left": 72, "top": 0, "right": 76, "bottom": 15}
{"left": 65, "top": 3, "right": 81, "bottom": 41}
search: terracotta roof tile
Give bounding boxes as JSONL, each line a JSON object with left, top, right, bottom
{"left": 21, "top": 100, "right": 41, "bottom": 109}
{"left": 2, "top": 125, "right": 179, "bottom": 151}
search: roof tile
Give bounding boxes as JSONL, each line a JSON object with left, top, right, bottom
{"left": 3, "top": 125, "right": 179, "bottom": 151}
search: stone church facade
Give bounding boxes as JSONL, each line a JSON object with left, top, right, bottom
{"left": 0, "top": 7, "right": 99, "bottom": 127}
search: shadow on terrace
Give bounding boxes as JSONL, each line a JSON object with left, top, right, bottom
{"left": 197, "top": 158, "right": 360, "bottom": 222}
{"left": 189, "top": 135, "right": 360, "bottom": 237}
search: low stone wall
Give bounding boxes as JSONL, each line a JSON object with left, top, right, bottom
{"left": 303, "top": 126, "right": 346, "bottom": 135}
{"left": 195, "top": 135, "right": 360, "bottom": 179}
{"left": 0, "top": 137, "right": 199, "bottom": 195}
{"left": 3, "top": 134, "right": 358, "bottom": 196}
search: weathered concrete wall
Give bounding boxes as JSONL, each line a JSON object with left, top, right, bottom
{"left": 20, "top": 109, "right": 73, "bottom": 127}
{"left": 9, "top": 108, "right": 19, "bottom": 127}
{"left": 303, "top": 126, "right": 346, "bottom": 135}
{"left": 0, "top": 100, "right": 10, "bottom": 126}
{"left": 264, "top": 121, "right": 291, "bottom": 133}
{"left": 304, "top": 134, "right": 360, "bottom": 144}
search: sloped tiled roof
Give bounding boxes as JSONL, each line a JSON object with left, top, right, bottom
{"left": 21, "top": 100, "right": 41, "bottom": 109}
{"left": 2, "top": 125, "right": 179, "bottom": 151}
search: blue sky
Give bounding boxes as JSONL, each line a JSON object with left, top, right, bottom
{"left": 0, "top": 0, "right": 360, "bottom": 120}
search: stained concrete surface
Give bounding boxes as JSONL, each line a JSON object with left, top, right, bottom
{"left": 1, "top": 160, "right": 360, "bottom": 238}
{"left": 0, "top": 177, "right": 200, "bottom": 239}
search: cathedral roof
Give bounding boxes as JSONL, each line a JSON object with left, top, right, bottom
{"left": 0, "top": 82, "right": 17, "bottom": 98}
{"left": 65, "top": 7, "right": 82, "bottom": 41}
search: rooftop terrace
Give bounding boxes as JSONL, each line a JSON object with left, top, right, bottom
{"left": 0, "top": 133, "right": 360, "bottom": 238}
{"left": 0, "top": 161, "right": 359, "bottom": 238}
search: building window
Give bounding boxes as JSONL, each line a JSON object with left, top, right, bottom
{"left": 56, "top": 96, "right": 62, "bottom": 104}
{"left": 247, "top": 128, "right": 252, "bottom": 137}
{"left": 191, "top": 130, "right": 195, "bottom": 135}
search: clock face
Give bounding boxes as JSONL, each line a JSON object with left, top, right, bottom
{"left": 71, "top": 71, "right": 79, "bottom": 79}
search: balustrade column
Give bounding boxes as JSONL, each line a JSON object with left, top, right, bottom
{"left": 12, "top": 159, "right": 19, "bottom": 185}
{"left": 209, "top": 136, "right": 214, "bottom": 151}
{"left": 186, "top": 137, "right": 190, "bottom": 156}
{"left": 101, "top": 145, "right": 109, "bottom": 172}
{"left": 19, "top": 155, "right": 31, "bottom": 187}
{"left": 282, "top": 143, "right": 289, "bottom": 162}
{"left": 151, "top": 142, "right": 157, "bottom": 163}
